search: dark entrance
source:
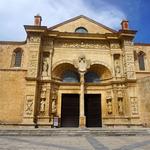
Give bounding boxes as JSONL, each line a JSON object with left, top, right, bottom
{"left": 61, "top": 94, "right": 79, "bottom": 127}
{"left": 85, "top": 94, "right": 102, "bottom": 127}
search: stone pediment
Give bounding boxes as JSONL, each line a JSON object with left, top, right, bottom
{"left": 49, "top": 15, "right": 116, "bottom": 34}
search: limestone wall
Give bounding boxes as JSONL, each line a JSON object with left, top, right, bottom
{"left": 0, "top": 70, "right": 26, "bottom": 123}
{"left": 137, "top": 76, "right": 150, "bottom": 126}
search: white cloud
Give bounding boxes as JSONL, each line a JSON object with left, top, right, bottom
{"left": 0, "top": 0, "right": 126, "bottom": 41}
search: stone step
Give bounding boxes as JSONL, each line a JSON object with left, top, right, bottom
{"left": 0, "top": 128, "right": 150, "bottom": 136}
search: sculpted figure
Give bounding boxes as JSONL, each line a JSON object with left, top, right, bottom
{"left": 40, "top": 98, "right": 45, "bottom": 112}
{"left": 118, "top": 98, "right": 123, "bottom": 114}
{"left": 42, "top": 58, "right": 49, "bottom": 76}
{"left": 107, "top": 100, "right": 112, "bottom": 114}
{"left": 52, "top": 99, "right": 56, "bottom": 113}
{"left": 115, "top": 59, "right": 121, "bottom": 77}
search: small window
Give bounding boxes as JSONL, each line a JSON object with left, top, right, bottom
{"left": 138, "top": 51, "right": 145, "bottom": 71}
{"left": 75, "top": 27, "right": 88, "bottom": 33}
{"left": 11, "top": 48, "right": 23, "bottom": 67}
{"left": 85, "top": 72, "right": 100, "bottom": 83}
{"left": 62, "top": 70, "right": 79, "bottom": 83}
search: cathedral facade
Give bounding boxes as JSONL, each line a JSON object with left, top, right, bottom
{"left": 0, "top": 15, "right": 150, "bottom": 127}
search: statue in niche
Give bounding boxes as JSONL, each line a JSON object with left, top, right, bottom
{"left": 40, "top": 87, "right": 46, "bottom": 113}
{"left": 106, "top": 91, "right": 112, "bottom": 114}
{"left": 107, "top": 99, "right": 112, "bottom": 114}
{"left": 118, "top": 98, "right": 123, "bottom": 114}
{"left": 52, "top": 98, "right": 56, "bottom": 114}
{"left": 115, "top": 59, "right": 121, "bottom": 77}
{"left": 40, "top": 98, "right": 45, "bottom": 112}
{"left": 42, "top": 58, "right": 49, "bottom": 76}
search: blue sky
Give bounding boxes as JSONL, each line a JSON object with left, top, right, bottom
{"left": 0, "top": 0, "right": 149, "bottom": 43}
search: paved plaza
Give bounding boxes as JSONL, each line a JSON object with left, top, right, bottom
{"left": 0, "top": 135, "right": 150, "bottom": 150}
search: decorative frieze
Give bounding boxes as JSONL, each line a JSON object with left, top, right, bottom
{"left": 55, "top": 40, "right": 110, "bottom": 49}
{"left": 110, "top": 43, "right": 120, "bottom": 49}
{"left": 28, "top": 35, "right": 41, "bottom": 43}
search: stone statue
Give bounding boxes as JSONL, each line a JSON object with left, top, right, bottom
{"left": 115, "top": 59, "right": 121, "bottom": 77}
{"left": 40, "top": 98, "right": 45, "bottom": 112}
{"left": 106, "top": 91, "right": 112, "bottom": 114}
{"left": 118, "top": 98, "right": 123, "bottom": 114}
{"left": 42, "top": 58, "right": 49, "bottom": 76}
{"left": 52, "top": 99, "right": 56, "bottom": 114}
{"left": 107, "top": 100, "right": 112, "bottom": 114}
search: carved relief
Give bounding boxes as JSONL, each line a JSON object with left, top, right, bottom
{"left": 74, "top": 55, "right": 91, "bottom": 73}
{"left": 28, "top": 51, "right": 38, "bottom": 77}
{"left": 55, "top": 40, "right": 109, "bottom": 49}
{"left": 111, "top": 43, "right": 120, "bottom": 49}
{"left": 25, "top": 96, "right": 34, "bottom": 116}
{"left": 131, "top": 97, "right": 138, "bottom": 115}
{"left": 29, "top": 35, "right": 41, "bottom": 43}
{"left": 124, "top": 40, "right": 133, "bottom": 46}
{"left": 124, "top": 53, "right": 136, "bottom": 79}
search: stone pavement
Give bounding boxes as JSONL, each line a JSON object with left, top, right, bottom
{"left": 0, "top": 135, "right": 150, "bottom": 150}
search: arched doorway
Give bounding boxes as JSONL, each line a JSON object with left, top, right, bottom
{"left": 52, "top": 63, "right": 80, "bottom": 127}
{"left": 52, "top": 62, "right": 112, "bottom": 127}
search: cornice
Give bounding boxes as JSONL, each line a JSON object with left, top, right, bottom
{"left": 134, "top": 43, "right": 150, "bottom": 46}
{"left": 0, "top": 41, "right": 26, "bottom": 45}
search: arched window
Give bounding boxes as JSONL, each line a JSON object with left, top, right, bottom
{"left": 75, "top": 27, "right": 88, "bottom": 33}
{"left": 85, "top": 72, "right": 100, "bottom": 83}
{"left": 11, "top": 48, "right": 23, "bottom": 67}
{"left": 138, "top": 51, "right": 145, "bottom": 71}
{"left": 62, "top": 70, "right": 79, "bottom": 83}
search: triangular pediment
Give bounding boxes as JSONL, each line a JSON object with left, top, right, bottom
{"left": 49, "top": 15, "right": 117, "bottom": 34}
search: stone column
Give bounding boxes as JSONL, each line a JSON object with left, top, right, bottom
{"left": 79, "top": 72, "right": 86, "bottom": 127}
{"left": 74, "top": 55, "right": 91, "bottom": 128}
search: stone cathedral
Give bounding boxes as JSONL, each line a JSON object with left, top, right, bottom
{"left": 0, "top": 15, "right": 150, "bottom": 128}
